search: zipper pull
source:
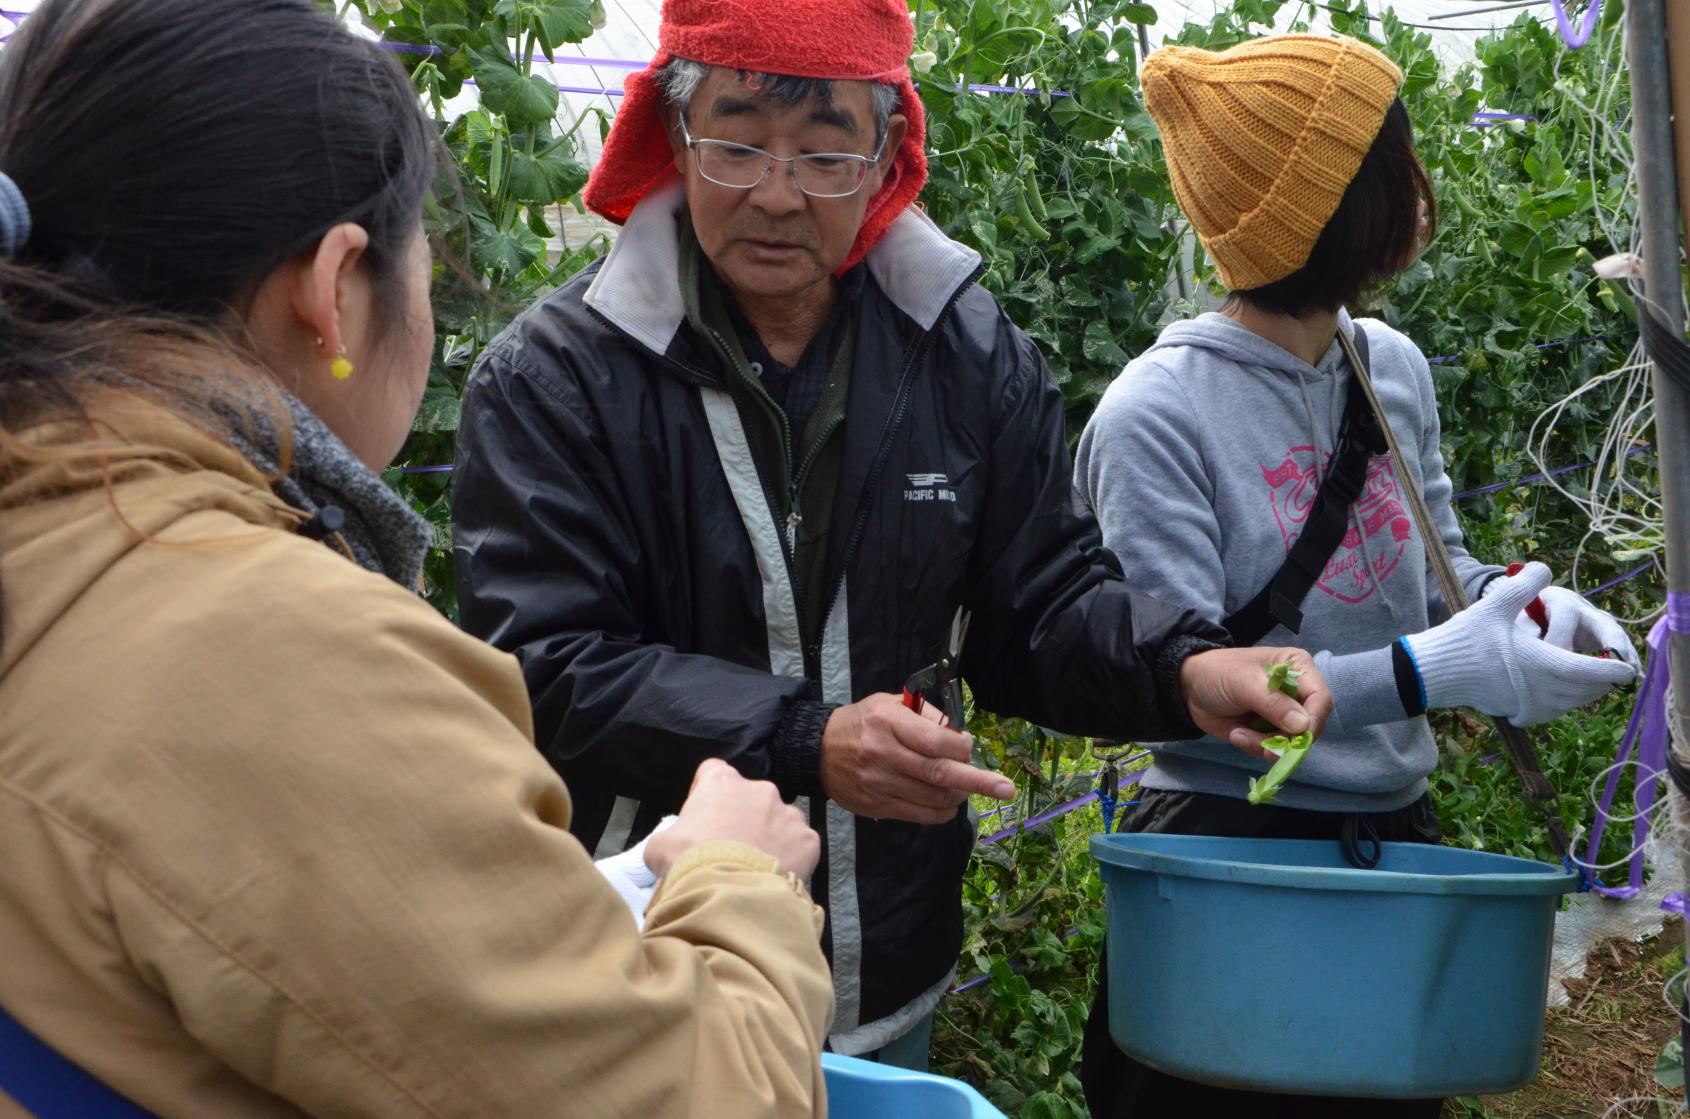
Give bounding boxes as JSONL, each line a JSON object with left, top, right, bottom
{"left": 786, "top": 508, "right": 802, "bottom": 551}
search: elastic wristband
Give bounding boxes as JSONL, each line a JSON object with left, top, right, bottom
{"left": 1392, "top": 637, "right": 1428, "bottom": 717}
{"left": 663, "top": 840, "right": 780, "bottom": 890}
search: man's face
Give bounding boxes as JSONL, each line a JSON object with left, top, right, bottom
{"left": 667, "top": 67, "right": 906, "bottom": 301}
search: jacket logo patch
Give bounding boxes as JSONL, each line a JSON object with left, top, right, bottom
{"left": 905, "top": 473, "right": 956, "bottom": 503}
{"left": 1261, "top": 448, "right": 1413, "bottom": 605}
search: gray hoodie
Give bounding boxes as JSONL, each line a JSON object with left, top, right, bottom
{"left": 1074, "top": 310, "right": 1501, "bottom": 813}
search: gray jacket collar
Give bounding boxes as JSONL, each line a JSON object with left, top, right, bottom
{"left": 583, "top": 183, "right": 982, "bottom": 358}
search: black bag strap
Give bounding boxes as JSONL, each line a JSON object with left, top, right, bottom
{"left": 1224, "top": 326, "right": 1386, "bottom": 646}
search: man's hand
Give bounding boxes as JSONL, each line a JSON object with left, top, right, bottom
{"left": 821, "top": 693, "right": 1015, "bottom": 825}
{"left": 1179, "top": 647, "right": 1333, "bottom": 759}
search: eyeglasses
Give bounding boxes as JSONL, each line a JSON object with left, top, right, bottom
{"left": 678, "top": 116, "right": 886, "bottom": 199}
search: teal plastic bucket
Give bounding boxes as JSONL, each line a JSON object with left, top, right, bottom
{"left": 821, "top": 1053, "right": 1006, "bottom": 1118}
{"left": 1090, "top": 834, "right": 1577, "bottom": 1098}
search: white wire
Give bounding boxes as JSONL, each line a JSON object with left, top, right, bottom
{"left": 1665, "top": 966, "right": 1690, "bottom": 1026}
{"left": 1530, "top": 27, "right": 1687, "bottom": 1100}
{"left": 1602, "top": 1098, "right": 1684, "bottom": 1119}
{"left": 1588, "top": 758, "right": 1667, "bottom": 824}
{"left": 1528, "top": 21, "right": 1681, "bottom": 619}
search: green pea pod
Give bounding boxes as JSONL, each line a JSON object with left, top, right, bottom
{"left": 1025, "top": 175, "right": 1049, "bottom": 221}
{"left": 1265, "top": 661, "right": 1301, "bottom": 697}
{"left": 1245, "top": 659, "right": 1317, "bottom": 806}
{"left": 1450, "top": 187, "right": 1484, "bottom": 221}
{"left": 1247, "top": 732, "right": 1314, "bottom": 806}
{"left": 1015, "top": 188, "right": 1049, "bottom": 241}
{"left": 1248, "top": 661, "right": 1304, "bottom": 733}
{"left": 488, "top": 136, "right": 505, "bottom": 200}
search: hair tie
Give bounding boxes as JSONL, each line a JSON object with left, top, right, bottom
{"left": 0, "top": 171, "right": 32, "bottom": 259}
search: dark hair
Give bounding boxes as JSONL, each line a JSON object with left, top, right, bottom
{"left": 0, "top": 0, "right": 442, "bottom": 650}
{"left": 1228, "top": 98, "right": 1435, "bottom": 318}
{"left": 1, "top": 0, "right": 436, "bottom": 319}
{"left": 0, "top": 0, "right": 439, "bottom": 426}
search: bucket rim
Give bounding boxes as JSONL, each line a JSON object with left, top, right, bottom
{"left": 1089, "top": 833, "right": 1578, "bottom": 897}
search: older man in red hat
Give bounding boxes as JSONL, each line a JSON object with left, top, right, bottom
{"left": 452, "top": 0, "right": 1331, "bottom": 1066}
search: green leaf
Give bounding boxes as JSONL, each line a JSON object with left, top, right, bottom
{"left": 413, "top": 382, "right": 462, "bottom": 434}
{"left": 507, "top": 142, "right": 588, "bottom": 205}
{"left": 470, "top": 212, "right": 546, "bottom": 278}
{"left": 1081, "top": 320, "right": 1129, "bottom": 367}
{"left": 1023, "top": 1089, "right": 1079, "bottom": 1119}
{"left": 469, "top": 45, "right": 560, "bottom": 127}
{"left": 535, "top": 0, "right": 595, "bottom": 49}
{"left": 1495, "top": 220, "right": 1536, "bottom": 258}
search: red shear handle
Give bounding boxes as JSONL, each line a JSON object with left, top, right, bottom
{"left": 1504, "top": 562, "right": 1550, "bottom": 637}
{"left": 902, "top": 688, "right": 924, "bottom": 714}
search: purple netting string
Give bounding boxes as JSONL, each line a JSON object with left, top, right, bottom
{"left": 1583, "top": 618, "right": 1670, "bottom": 898}
{"left": 1549, "top": 0, "right": 1605, "bottom": 50}
{"left": 977, "top": 753, "right": 1147, "bottom": 846}
{"left": 1669, "top": 590, "right": 1690, "bottom": 636}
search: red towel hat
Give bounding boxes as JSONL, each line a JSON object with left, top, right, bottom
{"left": 583, "top": 0, "right": 927, "bottom": 272}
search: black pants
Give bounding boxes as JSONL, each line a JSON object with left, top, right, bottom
{"left": 1079, "top": 788, "right": 1446, "bottom": 1119}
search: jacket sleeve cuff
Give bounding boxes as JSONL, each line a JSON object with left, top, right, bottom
{"left": 646, "top": 840, "right": 820, "bottom": 935}
{"left": 769, "top": 700, "right": 835, "bottom": 799}
{"left": 1313, "top": 645, "right": 1414, "bottom": 733}
{"left": 660, "top": 839, "right": 782, "bottom": 893}
{"left": 1470, "top": 565, "right": 1510, "bottom": 602}
{"left": 1155, "top": 634, "right": 1224, "bottom": 739}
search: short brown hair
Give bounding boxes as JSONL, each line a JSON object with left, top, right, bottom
{"left": 1229, "top": 98, "right": 1435, "bottom": 317}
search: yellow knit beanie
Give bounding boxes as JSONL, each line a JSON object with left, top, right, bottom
{"left": 1141, "top": 35, "right": 1403, "bottom": 290}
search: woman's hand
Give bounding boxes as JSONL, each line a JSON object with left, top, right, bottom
{"left": 1409, "top": 562, "right": 1636, "bottom": 725}
{"left": 1179, "top": 647, "right": 1333, "bottom": 759}
{"left": 1531, "top": 585, "right": 1642, "bottom": 674}
{"left": 644, "top": 759, "right": 821, "bottom": 879}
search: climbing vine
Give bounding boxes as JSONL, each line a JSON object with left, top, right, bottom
{"left": 325, "top": 3, "right": 1660, "bottom": 1114}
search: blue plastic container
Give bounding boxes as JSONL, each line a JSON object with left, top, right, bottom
{"left": 822, "top": 1053, "right": 1006, "bottom": 1118}
{"left": 1090, "top": 834, "right": 1577, "bottom": 1098}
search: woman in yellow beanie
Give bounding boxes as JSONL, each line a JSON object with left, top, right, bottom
{"left": 1072, "top": 34, "right": 1637, "bottom": 1117}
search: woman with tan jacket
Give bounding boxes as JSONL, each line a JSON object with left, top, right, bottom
{"left": 0, "top": 2, "right": 834, "bottom": 1116}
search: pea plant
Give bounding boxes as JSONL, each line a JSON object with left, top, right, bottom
{"left": 928, "top": 4, "right": 1658, "bottom": 1115}
{"left": 321, "top": 0, "right": 609, "bottom": 616}
{"left": 913, "top": 0, "right": 1185, "bottom": 429}
{"left": 326, "top": 3, "right": 1660, "bottom": 1112}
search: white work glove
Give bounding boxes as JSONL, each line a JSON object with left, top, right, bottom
{"left": 1531, "top": 585, "right": 1642, "bottom": 675}
{"left": 1483, "top": 569, "right": 1645, "bottom": 675}
{"left": 1406, "top": 563, "right": 1638, "bottom": 726}
{"left": 593, "top": 815, "right": 678, "bottom": 931}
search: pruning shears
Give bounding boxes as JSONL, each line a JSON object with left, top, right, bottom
{"left": 902, "top": 608, "right": 970, "bottom": 732}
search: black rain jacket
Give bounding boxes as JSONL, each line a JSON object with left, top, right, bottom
{"left": 452, "top": 186, "right": 1225, "bottom": 1052}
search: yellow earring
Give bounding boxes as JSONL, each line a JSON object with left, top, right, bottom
{"left": 330, "top": 347, "right": 354, "bottom": 382}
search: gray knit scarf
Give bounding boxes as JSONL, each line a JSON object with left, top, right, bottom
{"left": 226, "top": 391, "right": 432, "bottom": 590}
